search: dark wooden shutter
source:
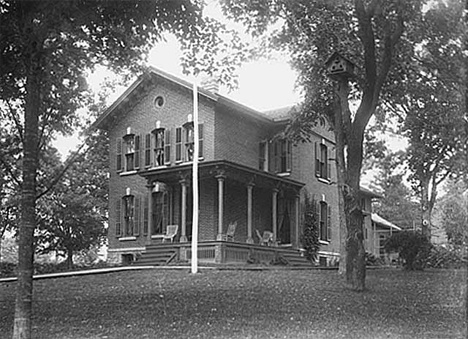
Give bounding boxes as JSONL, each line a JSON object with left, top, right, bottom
{"left": 115, "top": 198, "right": 122, "bottom": 237}
{"left": 116, "top": 138, "right": 122, "bottom": 172}
{"left": 134, "top": 134, "right": 141, "bottom": 170}
{"left": 314, "top": 142, "right": 320, "bottom": 177}
{"left": 164, "top": 129, "right": 171, "bottom": 165}
{"left": 145, "top": 133, "right": 151, "bottom": 167}
{"left": 327, "top": 146, "right": 332, "bottom": 180}
{"left": 198, "top": 123, "right": 204, "bottom": 158}
{"left": 134, "top": 196, "right": 140, "bottom": 236}
{"left": 175, "top": 127, "right": 182, "bottom": 162}
{"left": 286, "top": 140, "right": 292, "bottom": 172}
{"left": 327, "top": 205, "right": 332, "bottom": 241}
{"left": 143, "top": 194, "right": 148, "bottom": 236}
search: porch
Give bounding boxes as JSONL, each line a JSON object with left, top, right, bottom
{"left": 134, "top": 240, "right": 311, "bottom": 267}
{"left": 138, "top": 160, "right": 305, "bottom": 248}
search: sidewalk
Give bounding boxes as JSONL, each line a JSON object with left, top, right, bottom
{"left": 0, "top": 265, "right": 196, "bottom": 283}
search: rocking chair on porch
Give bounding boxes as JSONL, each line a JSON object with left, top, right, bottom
{"left": 255, "top": 229, "right": 274, "bottom": 246}
{"left": 225, "top": 221, "right": 237, "bottom": 241}
{"left": 162, "top": 225, "right": 179, "bottom": 243}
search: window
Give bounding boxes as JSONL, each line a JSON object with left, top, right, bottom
{"left": 153, "top": 128, "right": 165, "bottom": 167}
{"left": 119, "top": 132, "right": 140, "bottom": 172}
{"left": 319, "top": 201, "right": 332, "bottom": 241}
{"left": 315, "top": 142, "right": 330, "bottom": 180}
{"left": 184, "top": 123, "right": 194, "bottom": 161}
{"left": 123, "top": 195, "right": 135, "bottom": 236}
{"left": 198, "top": 124, "right": 204, "bottom": 158}
{"left": 273, "top": 139, "right": 292, "bottom": 174}
{"left": 152, "top": 191, "right": 169, "bottom": 235}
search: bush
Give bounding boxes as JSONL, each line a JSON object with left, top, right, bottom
{"left": 425, "top": 245, "right": 467, "bottom": 269}
{"left": 0, "top": 262, "right": 16, "bottom": 277}
{"left": 301, "top": 196, "right": 320, "bottom": 264}
{"left": 384, "top": 231, "right": 432, "bottom": 270}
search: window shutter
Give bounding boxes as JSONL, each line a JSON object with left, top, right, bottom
{"left": 327, "top": 147, "right": 332, "bottom": 180}
{"left": 143, "top": 194, "right": 148, "bottom": 236}
{"left": 145, "top": 134, "right": 151, "bottom": 167}
{"left": 134, "top": 196, "right": 140, "bottom": 236}
{"left": 115, "top": 198, "right": 122, "bottom": 237}
{"left": 327, "top": 205, "right": 332, "bottom": 241}
{"left": 198, "top": 123, "right": 204, "bottom": 158}
{"left": 286, "top": 140, "right": 292, "bottom": 172}
{"left": 314, "top": 142, "right": 320, "bottom": 177}
{"left": 316, "top": 200, "right": 321, "bottom": 240}
{"left": 134, "top": 134, "right": 141, "bottom": 170}
{"left": 175, "top": 127, "right": 182, "bottom": 162}
{"left": 274, "top": 141, "right": 280, "bottom": 173}
{"left": 164, "top": 128, "right": 171, "bottom": 165}
{"left": 116, "top": 138, "right": 122, "bottom": 172}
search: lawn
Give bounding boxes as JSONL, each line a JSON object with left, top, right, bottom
{"left": 0, "top": 268, "right": 466, "bottom": 339}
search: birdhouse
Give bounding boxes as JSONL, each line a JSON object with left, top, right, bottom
{"left": 325, "top": 52, "right": 355, "bottom": 79}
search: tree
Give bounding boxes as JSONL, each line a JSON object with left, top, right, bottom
{"left": 437, "top": 178, "right": 468, "bottom": 247}
{"left": 370, "top": 151, "right": 420, "bottom": 230}
{"left": 383, "top": 0, "right": 467, "bottom": 237}
{"left": 0, "top": 1, "right": 243, "bottom": 338}
{"left": 221, "top": 0, "right": 423, "bottom": 290}
{"left": 35, "top": 136, "right": 108, "bottom": 270}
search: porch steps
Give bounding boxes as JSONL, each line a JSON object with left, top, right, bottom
{"left": 135, "top": 244, "right": 177, "bottom": 266}
{"left": 279, "top": 250, "right": 313, "bottom": 267}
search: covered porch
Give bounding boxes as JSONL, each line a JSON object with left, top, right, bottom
{"left": 138, "top": 160, "right": 305, "bottom": 260}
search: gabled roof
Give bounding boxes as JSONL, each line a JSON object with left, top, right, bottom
{"left": 371, "top": 213, "right": 402, "bottom": 231}
{"left": 91, "top": 66, "right": 283, "bottom": 131}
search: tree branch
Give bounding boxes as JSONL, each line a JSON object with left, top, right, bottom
{"left": 5, "top": 100, "right": 24, "bottom": 143}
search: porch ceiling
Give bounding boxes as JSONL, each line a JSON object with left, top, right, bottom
{"left": 138, "top": 160, "right": 305, "bottom": 192}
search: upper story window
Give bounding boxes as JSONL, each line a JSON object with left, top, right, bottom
{"left": 258, "top": 141, "right": 268, "bottom": 171}
{"left": 315, "top": 141, "right": 331, "bottom": 181}
{"left": 178, "top": 122, "right": 204, "bottom": 163}
{"left": 117, "top": 128, "right": 140, "bottom": 173}
{"left": 273, "top": 139, "right": 292, "bottom": 174}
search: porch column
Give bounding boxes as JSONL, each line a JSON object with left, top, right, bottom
{"left": 216, "top": 174, "right": 225, "bottom": 240}
{"left": 294, "top": 193, "right": 300, "bottom": 247}
{"left": 146, "top": 183, "right": 153, "bottom": 243}
{"left": 272, "top": 188, "right": 278, "bottom": 243}
{"left": 246, "top": 184, "right": 254, "bottom": 244}
{"left": 180, "top": 179, "right": 188, "bottom": 242}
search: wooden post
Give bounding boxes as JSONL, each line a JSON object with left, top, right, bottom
{"left": 216, "top": 174, "right": 225, "bottom": 240}
{"left": 191, "top": 81, "right": 199, "bottom": 274}
{"left": 272, "top": 188, "right": 278, "bottom": 243}
{"left": 180, "top": 179, "right": 188, "bottom": 243}
{"left": 246, "top": 184, "right": 254, "bottom": 244}
{"left": 147, "top": 183, "right": 153, "bottom": 243}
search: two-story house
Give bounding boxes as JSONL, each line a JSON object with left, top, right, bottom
{"left": 92, "top": 67, "right": 342, "bottom": 266}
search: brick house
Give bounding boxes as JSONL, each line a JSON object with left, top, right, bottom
{"left": 92, "top": 67, "right": 342, "bottom": 266}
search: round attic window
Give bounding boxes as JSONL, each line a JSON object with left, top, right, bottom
{"left": 154, "top": 96, "right": 164, "bottom": 108}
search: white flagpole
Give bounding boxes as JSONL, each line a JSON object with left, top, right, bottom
{"left": 191, "top": 81, "right": 199, "bottom": 274}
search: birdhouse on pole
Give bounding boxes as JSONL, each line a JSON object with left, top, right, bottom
{"left": 325, "top": 52, "right": 355, "bottom": 80}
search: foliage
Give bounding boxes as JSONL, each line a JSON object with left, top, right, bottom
{"left": 384, "top": 231, "right": 432, "bottom": 270}
{"left": 370, "top": 151, "right": 420, "bottom": 230}
{"left": 0, "top": 269, "right": 465, "bottom": 338}
{"left": 221, "top": 0, "right": 425, "bottom": 291}
{"left": 301, "top": 195, "right": 320, "bottom": 264}
{"left": 35, "top": 137, "right": 108, "bottom": 269}
{"left": 365, "top": 252, "right": 384, "bottom": 267}
{"left": 437, "top": 178, "right": 468, "bottom": 246}
{"left": 425, "top": 245, "right": 467, "bottom": 269}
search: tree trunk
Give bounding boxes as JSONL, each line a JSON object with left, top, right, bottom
{"left": 420, "top": 180, "right": 431, "bottom": 237}
{"left": 13, "top": 68, "right": 40, "bottom": 339}
{"left": 66, "top": 248, "right": 74, "bottom": 270}
{"left": 344, "top": 128, "right": 366, "bottom": 291}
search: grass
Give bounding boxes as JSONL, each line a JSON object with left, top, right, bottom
{"left": 0, "top": 268, "right": 466, "bottom": 339}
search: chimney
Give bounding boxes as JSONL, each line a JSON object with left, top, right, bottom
{"left": 200, "top": 76, "right": 219, "bottom": 93}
